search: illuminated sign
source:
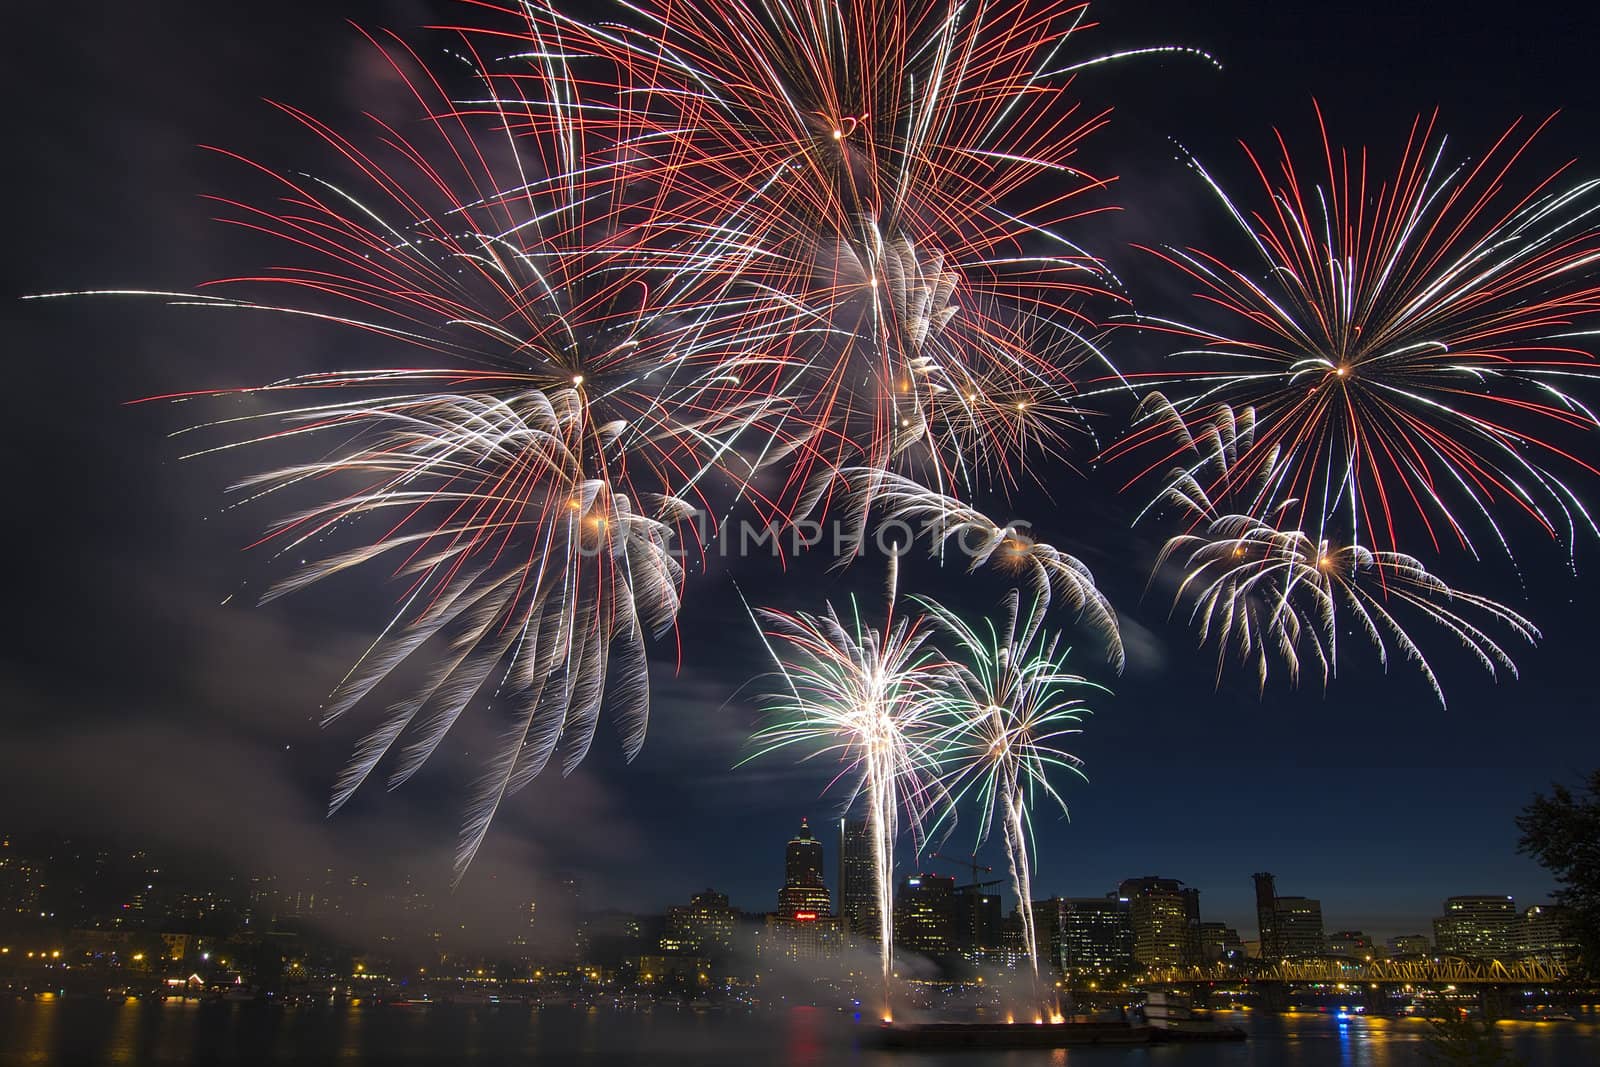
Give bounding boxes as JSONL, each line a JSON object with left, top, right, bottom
{"left": 794, "top": 912, "right": 818, "bottom": 921}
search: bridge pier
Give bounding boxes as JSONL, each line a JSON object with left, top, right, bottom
{"left": 1478, "top": 986, "right": 1517, "bottom": 1021}
{"left": 1254, "top": 981, "right": 1291, "bottom": 1014}
{"left": 1362, "top": 985, "right": 1394, "bottom": 1015}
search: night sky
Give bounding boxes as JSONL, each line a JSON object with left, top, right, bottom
{"left": 8, "top": 0, "right": 1600, "bottom": 945}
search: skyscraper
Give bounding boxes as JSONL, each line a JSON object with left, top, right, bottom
{"left": 1060, "top": 895, "right": 1134, "bottom": 975}
{"left": 1274, "top": 897, "right": 1325, "bottom": 956}
{"left": 1030, "top": 897, "right": 1067, "bottom": 972}
{"left": 1119, "top": 877, "right": 1200, "bottom": 968}
{"left": 1433, "top": 896, "right": 1518, "bottom": 957}
{"left": 776, "top": 818, "right": 831, "bottom": 918}
{"left": 1253, "top": 874, "right": 1324, "bottom": 959}
{"left": 895, "top": 874, "right": 956, "bottom": 957}
{"left": 953, "top": 886, "right": 1003, "bottom": 957}
{"left": 1517, "top": 905, "right": 1578, "bottom": 963}
{"left": 1253, "top": 872, "right": 1280, "bottom": 961}
{"left": 838, "top": 818, "right": 878, "bottom": 940}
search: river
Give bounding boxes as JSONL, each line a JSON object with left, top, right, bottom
{"left": 0, "top": 997, "right": 1593, "bottom": 1065}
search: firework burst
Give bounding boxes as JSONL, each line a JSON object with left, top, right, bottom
{"left": 44, "top": 27, "right": 794, "bottom": 880}
{"left": 920, "top": 590, "right": 1099, "bottom": 1004}
{"left": 1133, "top": 397, "right": 1539, "bottom": 705}
{"left": 488, "top": 0, "right": 1211, "bottom": 507}
{"left": 1125, "top": 105, "right": 1600, "bottom": 559}
{"left": 746, "top": 563, "right": 950, "bottom": 1019}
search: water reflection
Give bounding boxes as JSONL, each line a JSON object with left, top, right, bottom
{"left": 105, "top": 998, "right": 141, "bottom": 1065}
{"left": 0, "top": 999, "right": 1594, "bottom": 1065}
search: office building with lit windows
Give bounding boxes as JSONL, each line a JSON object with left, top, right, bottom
{"left": 776, "top": 818, "right": 831, "bottom": 919}
{"left": 1060, "top": 895, "right": 1134, "bottom": 975}
{"left": 895, "top": 874, "right": 956, "bottom": 957}
{"left": 1433, "top": 895, "right": 1518, "bottom": 957}
{"left": 838, "top": 818, "right": 879, "bottom": 941}
{"left": 1119, "top": 877, "right": 1200, "bottom": 968}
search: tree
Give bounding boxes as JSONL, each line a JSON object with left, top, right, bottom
{"left": 1516, "top": 769, "right": 1600, "bottom": 976}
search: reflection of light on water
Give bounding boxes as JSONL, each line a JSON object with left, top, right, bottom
{"left": 1334, "top": 1010, "right": 1355, "bottom": 1067}
{"left": 336, "top": 997, "right": 365, "bottom": 1063}
{"left": 106, "top": 996, "right": 140, "bottom": 1066}
{"left": 21, "top": 992, "right": 59, "bottom": 1061}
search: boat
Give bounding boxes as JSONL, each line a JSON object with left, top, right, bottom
{"left": 871, "top": 1020, "right": 1152, "bottom": 1049}
{"left": 1143, "top": 992, "right": 1248, "bottom": 1043}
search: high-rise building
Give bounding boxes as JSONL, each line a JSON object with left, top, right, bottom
{"left": 664, "top": 889, "right": 737, "bottom": 957}
{"left": 953, "top": 886, "right": 1003, "bottom": 957}
{"left": 1253, "top": 873, "right": 1280, "bottom": 961}
{"left": 1060, "top": 895, "right": 1134, "bottom": 975}
{"left": 895, "top": 874, "right": 956, "bottom": 957}
{"left": 761, "top": 911, "right": 844, "bottom": 963}
{"left": 1275, "top": 898, "right": 1325, "bottom": 956}
{"left": 838, "top": 818, "right": 879, "bottom": 941}
{"left": 1252, "top": 874, "right": 1324, "bottom": 959}
{"left": 1199, "top": 922, "right": 1245, "bottom": 964}
{"left": 777, "top": 818, "right": 832, "bottom": 918}
{"left": 1517, "top": 904, "right": 1578, "bottom": 963}
{"left": 1433, "top": 896, "right": 1518, "bottom": 957}
{"left": 1030, "top": 897, "right": 1067, "bottom": 972}
{"left": 1119, "top": 877, "right": 1200, "bottom": 968}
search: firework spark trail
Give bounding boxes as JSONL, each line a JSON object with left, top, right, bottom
{"left": 745, "top": 562, "right": 950, "bottom": 1020}
{"left": 919, "top": 590, "right": 1098, "bottom": 1014}
{"left": 1116, "top": 105, "right": 1600, "bottom": 561}
{"left": 31, "top": 27, "right": 811, "bottom": 882}
{"left": 29, "top": 0, "right": 1175, "bottom": 881}
{"left": 1125, "top": 397, "right": 1540, "bottom": 705}
{"left": 473, "top": 0, "right": 1212, "bottom": 510}
{"left": 804, "top": 466, "right": 1125, "bottom": 667}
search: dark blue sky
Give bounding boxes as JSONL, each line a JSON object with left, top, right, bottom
{"left": 6, "top": 0, "right": 1600, "bottom": 945}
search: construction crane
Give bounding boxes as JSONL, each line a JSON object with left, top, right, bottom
{"left": 927, "top": 853, "right": 1002, "bottom": 892}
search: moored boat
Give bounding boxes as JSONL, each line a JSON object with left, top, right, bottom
{"left": 1143, "top": 992, "right": 1247, "bottom": 1042}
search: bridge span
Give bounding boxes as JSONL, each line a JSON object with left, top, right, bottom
{"left": 1135, "top": 955, "right": 1570, "bottom": 988}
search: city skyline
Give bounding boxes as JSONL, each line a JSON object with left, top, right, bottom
{"left": 2, "top": 815, "right": 1577, "bottom": 1022}
{"left": 1, "top": 817, "right": 1567, "bottom": 953}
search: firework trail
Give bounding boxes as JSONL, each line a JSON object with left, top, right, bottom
{"left": 1129, "top": 397, "right": 1539, "bottom": 705}
{"left": 31, "top": 0, "right": 1181, "bottom": 879}
{"left": 38, "top": 27, "right": 794, "bottom": 880}
{"left": 746, "top": 561, "right": 950, "bottom": 1020}
{"left": 921, "top": 590, "right": 1099, "bottom": 1012}
{"left": 486, "top": 0, "right": 1213, "bottom": 510}
{"left": 1121, "top": 105, "right": 1600, "bottom": 560}
{"left": 806, "top": 467, "right": 1125, "bottom": 667}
